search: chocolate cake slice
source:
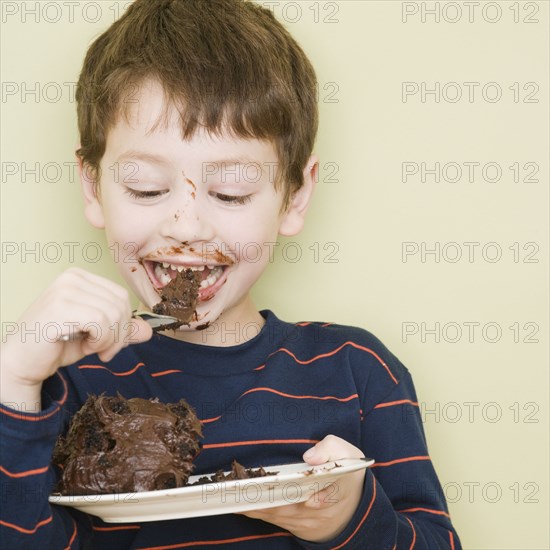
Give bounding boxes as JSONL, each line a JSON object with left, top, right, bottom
{"left": 53, "top": 395, "right": 203, "bottom": 495}
{"left": 152, "top": 268, "right": 201, "bottom": 324}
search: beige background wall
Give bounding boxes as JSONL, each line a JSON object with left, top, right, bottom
{"left": 1, "top": 1, "right": 548, "bottom": 548}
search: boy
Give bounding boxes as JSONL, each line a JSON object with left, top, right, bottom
{"left": 0, "top": 0, "right": 461, "bottom": 548}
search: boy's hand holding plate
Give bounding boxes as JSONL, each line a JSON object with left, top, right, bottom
{"left": 240, "top": 435, "right": 368, "bottom": 543}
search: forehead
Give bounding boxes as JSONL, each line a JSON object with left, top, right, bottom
{"left": 105, "top": 80, "right": 278, "bottom": 167}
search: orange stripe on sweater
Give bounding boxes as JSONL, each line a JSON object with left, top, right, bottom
{"left": 270, "top": 342, "right": 398, "bottom": 384}
{"left": 64, "top": 520, "right": 78, "bottom": 550}
{"left": 241, "top": 386, "right": 359, "bottom": 403}
{"left": 56, "top": 370, "right": 69, "bottom": 405}
{"left": 138, "top": 531, "right": 292, "bottom": 549}
{"left": 331, "top": 474, "right": 377, "bottom": 549}
{"left": 200, "top": 385, "right": 358, "bottom": 423}
{"left": 0, "top": 464, "right": 48, "bottom": 478}
{"left": 203, "top": 439, "right": 318, "bottom": 449}
{"left": 78, "top": 362, "right": 145, "bottom": 376}
{"left": 449, "top": 530, "right": 456, "bottom": 550}
{"left": 200, "top": 387, "right": 357, "bottom": 423}
{"left": 371, "top": 455, "right": 430, "bottom": 468}
{"left": 0, "top": 515, "right": 52, "bottom": 534}
{"left": 405, "top": 516, "right": 417, "bottom": 550}
{"left": 0, "top": 405, "right": 60, "bottom": 421}
{"left": 200, "top": 415, "right": 222, "bottom": 424}
{"left": 374, "top": 399, "right": 419, "bottom": 409}
{"left": 151, "top": 370, "right": 182, "bottom": 377}
{"left": 400, "top": 507, "right": 450, "bottom": 518}
{"left": 0, "top": 371, "right": 67, "bottom": 422}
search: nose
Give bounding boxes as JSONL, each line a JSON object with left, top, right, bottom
{"left": 158, "top": 187, "right": 213, "bottom": 244}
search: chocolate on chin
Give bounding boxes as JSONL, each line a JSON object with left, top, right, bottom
{"left": 53, "top": 395, "right": 203, "bottom": 495}
{"left": 152, "top": 268, "right": 201, "bottom": 324}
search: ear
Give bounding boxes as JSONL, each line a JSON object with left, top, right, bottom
{"left": 278, "top": 154, "right": 318, "bottom": 236}
{"left": 78, "top": 154, "right": 105, "bottom": 229}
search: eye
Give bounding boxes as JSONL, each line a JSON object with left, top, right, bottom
{"left": 210, "top": 192, "right": 252, "bottom": 205}
{"left": 124, "top": 188, "right": 168, "bottom": 200}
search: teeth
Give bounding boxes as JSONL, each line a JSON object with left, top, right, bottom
{"left": 154, "top": 263, "right": 172, "bottom": 286}
{"left": 158, "top": 262, "right": 206, "bottom": 272}
{"left": 199, "top": 266, "right": 224, "bottom": 289}
{"left": 153, "top": 261, "right": 224, "bottom": 289}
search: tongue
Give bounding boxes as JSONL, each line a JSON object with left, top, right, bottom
{"left": 152, "top": 269, "right": 202, "bottom": 324}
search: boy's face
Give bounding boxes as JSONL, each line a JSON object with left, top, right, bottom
{"left": 82, "top": 81, "right": 315, "bottom": 334}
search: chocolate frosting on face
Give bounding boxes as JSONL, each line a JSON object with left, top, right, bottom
{"left": 152, "top": 268, "right": 201, "bottom": 323}
{"left": 53, "top": 395, "right": 202, "bottom": 495}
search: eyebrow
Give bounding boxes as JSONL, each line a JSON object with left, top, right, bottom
{"left": 203, "top": 157, "right": 260, "bottom": 166}
{"left": 114, "top": 150, "right": 170, "bottom": 166}
{"left": 115, "top": 151, "right": 260, "bottom": 168}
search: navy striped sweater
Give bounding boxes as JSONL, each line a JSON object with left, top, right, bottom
{"left": 0, "top": 311, "right": 461, "bottom": 549}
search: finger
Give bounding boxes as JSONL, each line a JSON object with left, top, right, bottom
{"left": 96, "top": 319, "right": 153, "bottom": 361}
{"left": 50, "top": 270, "right": 132, "bottom": 322}
{"left": 61, "top": 268, "right": 131, "bottom": 303}
{"left": 125, "top": 318, "right": 153, "bottom": 344}
{"left": 304, "top": 487, "right": 328, "bottom": 509}
{"left": 82, "top": 317, "right": 148, "bottom": 359}
{"left": 303, "top": 486, "right": 339, "bottom": 509}
{"left": 239, "top": 503, "right": 300, "bottom": 521}
{"left": 239, "top": 509, "right": 265, "bottom": 520}
{"left": 36, "top": 283, "right": 131, "bottom": 339}
{"left": 302, "top": 434, "right": 364, "bottom": 465}
{"left": 60, "top": 278, "right": 131, "bottom": 319}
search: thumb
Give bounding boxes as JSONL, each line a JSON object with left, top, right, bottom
{"left": 303, "top": 443, "right": 324, "bottom": 465}
{"left": 126, "top": 318, "right": 154, "bottom": 344}
{"left": 302, "top": 435, "right": 364, "bottom": 466}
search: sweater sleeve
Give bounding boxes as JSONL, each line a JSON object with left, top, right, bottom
{"left": 0, "top": 371, "right": 92, "bottom": 549}
{"left": 295, "top": 371, "right": 461, "bottom": 550}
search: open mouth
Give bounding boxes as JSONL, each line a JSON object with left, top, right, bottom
{"left": 143, "top": 260, "right": 228, "bottom": 299}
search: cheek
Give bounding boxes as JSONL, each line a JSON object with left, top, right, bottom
{"left": 102, "top": 193, "right": 141, "bottom": 234}
{"left": 103, "top": 208, "right": 148, "bottom": 260}
{"left": 229, "top": 221, "right": 282, "bottom": 269}
{"left": 105, "top": 219, "right": 139, "bottom": 244}
{"left": 234, "top": 242, "right": 268, "bottom": 266}
{"left": 228, "top": 230, "right": 280, "bottom": 266}
{"left": 229, "top": 200, "right": 283, "bottom": 242}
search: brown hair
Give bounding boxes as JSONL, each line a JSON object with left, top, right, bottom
{"left": 76, "top": 0, "right": 318, "bottom": 207}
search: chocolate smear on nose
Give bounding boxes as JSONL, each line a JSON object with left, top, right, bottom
{"left": 152, "top": 268, "right": 201, "bottom": 324}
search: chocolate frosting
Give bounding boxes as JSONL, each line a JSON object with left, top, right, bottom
{"left": 192, "top": 460, "right": 276, "bottom": 485}
{"left": 152, "top": 268, "right": 201, "bottom": 323}
{"left": 53, "top": 395, "right": 202, "bottom": 495}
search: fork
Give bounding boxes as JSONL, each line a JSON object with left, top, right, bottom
{"left": 57, "top": 311, "right": 181, "bottom": 342}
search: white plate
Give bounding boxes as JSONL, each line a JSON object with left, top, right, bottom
{"left": 49, "top": 458, "right": 374, "bottom": 523}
